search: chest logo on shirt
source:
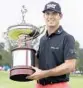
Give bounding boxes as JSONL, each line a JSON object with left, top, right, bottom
{"left": 51, "top": 46, "right": 59, "bottom": 50}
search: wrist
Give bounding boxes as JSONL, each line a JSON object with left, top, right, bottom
{"left": 42, "top": 70, "right": 52, "bottom": 78}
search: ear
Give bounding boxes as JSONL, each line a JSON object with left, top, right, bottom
{"left": 60, "top": 13, "right": 63, "bottom": 19}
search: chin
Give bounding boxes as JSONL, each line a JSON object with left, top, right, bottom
{"left": 48, "top": 24, "right": 56, "bottom": 27}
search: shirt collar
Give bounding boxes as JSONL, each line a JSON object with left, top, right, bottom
{"left": 55, "top": 26, "right": 63, "bottom": 34}
{"left": 46, "top": 25, "right": 63, "bottom": 37}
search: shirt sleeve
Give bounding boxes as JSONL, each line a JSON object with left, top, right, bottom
{"left": 63, "top": 34, "right": 77, "bottom": 60}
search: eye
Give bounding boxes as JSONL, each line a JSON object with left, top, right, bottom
{"left": 52, "top": 12, "right": 58, "bottom": 15}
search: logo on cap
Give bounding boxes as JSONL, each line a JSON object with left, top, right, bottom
{"left": 47, "top": 4, "right": 56, "bottom": 9}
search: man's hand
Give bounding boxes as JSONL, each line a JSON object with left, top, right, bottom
{"left": 26, "top": 66, "right": 47, "bottom": 80}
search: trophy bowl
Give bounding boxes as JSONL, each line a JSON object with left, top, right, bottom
{"left": 6, "top": 24, "right": 39, "bottom": 82}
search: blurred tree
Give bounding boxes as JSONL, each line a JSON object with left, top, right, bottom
{"left": 78, "top": 48, "right": 83, "bottom": 73}
{"left": 75, "top": 40, "right": 80, "bottom": 57}
{"left": 75, "top": 41, "right": 83, "bottom": 72}
{"left": 0, "top": 42, "right": 5, "bottom": 50}
{"left": 0, "top": 42, "right": 12, "bottom": 66}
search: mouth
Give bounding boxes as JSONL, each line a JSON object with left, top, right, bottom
{"left": 48, "top": 19, "right": 55, "bottom": 22}
{"left": 48, "top": 20, "right": 55, "bottom": 24}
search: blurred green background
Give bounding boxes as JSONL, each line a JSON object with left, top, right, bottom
{"left": 0, "top": 71, "right": 83, "bottom": 88}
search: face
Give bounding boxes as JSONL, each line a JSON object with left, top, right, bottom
{"left": 43, "top": 11, "right": 62, "bottom": 27}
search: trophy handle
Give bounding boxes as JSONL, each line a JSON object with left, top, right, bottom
{"left": 27, "top": 25, "right": 46, "bottom": 40}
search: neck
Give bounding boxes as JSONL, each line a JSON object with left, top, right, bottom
{"left": 47, "top": 24, "right": 60, "bottom": 35}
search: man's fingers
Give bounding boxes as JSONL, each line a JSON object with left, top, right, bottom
{"left": 26, "top": 74, "right": 34, "bottom": 79}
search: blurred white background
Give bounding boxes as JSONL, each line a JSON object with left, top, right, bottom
{"left": 0, "top": 0, "right": 83, "bottom": 48}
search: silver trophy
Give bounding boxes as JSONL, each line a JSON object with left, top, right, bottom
{"left": 4, "top": 6, "right": 45, "bottom": 82}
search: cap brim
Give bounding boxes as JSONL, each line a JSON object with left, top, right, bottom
{"left": 42, "top": 9, "right": 61, "bottom": 14}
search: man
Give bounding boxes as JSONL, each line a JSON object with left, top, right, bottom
{"left": 26, "top": 1, "right": 77, "bottom": 88}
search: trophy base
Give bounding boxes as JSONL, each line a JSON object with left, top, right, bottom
{"left": 10, "top": 66, "right": 35, "bottom": 82}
